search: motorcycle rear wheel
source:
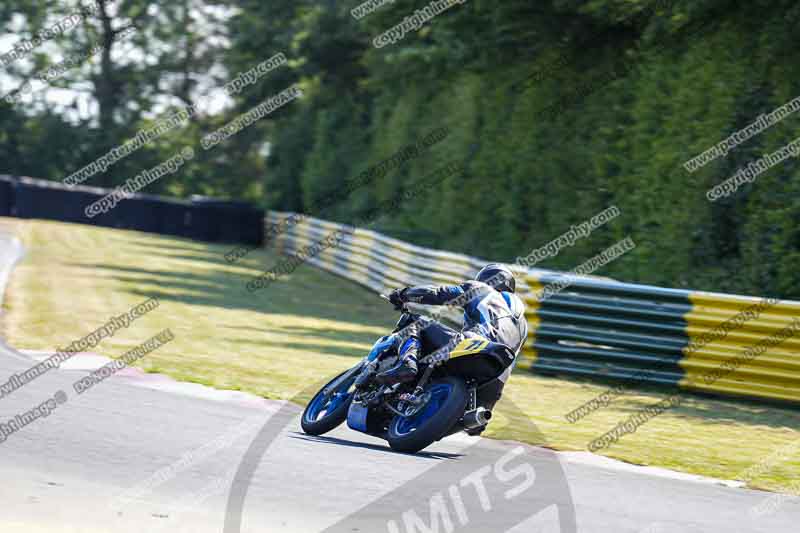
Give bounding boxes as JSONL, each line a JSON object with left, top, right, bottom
{"left": 386, "top": 376, "right": 467, "bottom": 453}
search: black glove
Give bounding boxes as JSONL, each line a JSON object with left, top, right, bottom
{"left": 388, "top": 288, "right": 407, "bottom": 310}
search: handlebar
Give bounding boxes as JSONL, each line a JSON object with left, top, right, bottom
{"left": 380, "top": 292, "right": 406, "bottom": 312}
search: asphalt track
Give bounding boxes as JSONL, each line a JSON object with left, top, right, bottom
{"left": 0, "top": 234, "right": 799, "bottom": 533}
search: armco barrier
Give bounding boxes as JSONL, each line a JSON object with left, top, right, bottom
{"left": 267, "top": 211, "right": 800, "bottom": 406}
{"left": 0, "top": 175, "right": 263, "bottom": 245}
{"left": 265, "top": 211, "right": 546, "bottom": 295}
{"left": 522, "top": 275, "right": 692, "bottom": 388}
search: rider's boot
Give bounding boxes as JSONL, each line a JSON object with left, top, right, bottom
{"left": 376, "top": 337, "right": 419, "bottom": 385}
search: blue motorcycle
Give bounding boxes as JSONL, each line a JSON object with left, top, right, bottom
{"left": 301, "top": 296, "right": 510, "bottom": 453}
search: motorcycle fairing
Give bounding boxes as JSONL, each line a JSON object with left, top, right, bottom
{"left": 449, "top": 336, "right": 491, "bottom": 358}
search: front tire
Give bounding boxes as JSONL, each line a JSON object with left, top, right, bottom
{"left": 386, "top": 376, "right": 467, "bottom": 453}
{"left": 301, "top": 370, "right": 356, "bottom": 436}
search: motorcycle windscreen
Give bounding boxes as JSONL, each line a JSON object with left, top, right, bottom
{"left": 367, "top": 335, "right": 396, "bottom": 362}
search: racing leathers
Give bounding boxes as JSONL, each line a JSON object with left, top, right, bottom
{"left": 377, "top": 280, "right": 528, "bottom": 394}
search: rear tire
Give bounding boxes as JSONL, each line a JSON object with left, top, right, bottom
{"left": 301, "top": 370, "right": 355, "bottom": 436}
{"left": 386, "top": 376, "right": 467, "bottom": 454}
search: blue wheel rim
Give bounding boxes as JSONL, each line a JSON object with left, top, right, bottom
{"left": 394, "top": 383, "right": 453, "bottom": 436}
{"left": 305, "top": 377, "right": 354, "bottom": 423}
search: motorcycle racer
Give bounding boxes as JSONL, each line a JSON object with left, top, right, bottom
{"left": 378, "top": 263, "right": 528, "bottom": 414}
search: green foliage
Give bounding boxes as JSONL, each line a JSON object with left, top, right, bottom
{"left": 250, "top": 0, "right": 800, "bottom": 298}
{"left": 0, "top": 0, "right": 798, "bottom": 298}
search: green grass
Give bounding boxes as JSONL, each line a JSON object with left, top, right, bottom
{"left": 3, "top": 218, "right": 393, "bottom": 401}
{"left": 4, "top": 218, "right": 800, "bottom": 493}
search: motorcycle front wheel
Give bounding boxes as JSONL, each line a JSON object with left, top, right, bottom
{"left": 301, "top": 369, "right": 356, "bottom": 436}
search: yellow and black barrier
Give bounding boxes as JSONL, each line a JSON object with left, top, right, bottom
{"left": 267, "top": 211, "right": 800, "bottom": 406}
{"left": 680, "top": 293, "right": 800, "bottom": 403}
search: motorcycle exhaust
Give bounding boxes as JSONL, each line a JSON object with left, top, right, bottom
{"left": 462, "top": 407, "right": 492, "bottom": 430}
{"left": 438, "top": 408, "right": 493, "bottom": 440}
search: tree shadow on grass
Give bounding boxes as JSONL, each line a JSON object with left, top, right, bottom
{"left": 276, "top": 325, "right": 385, "bottom": 344}
{"left": 125, "top": 240, "right": 274, "bottom": 268}
{"left": 667, "top": 392, "right": 800, "bottom": 432}
{"left": 123, "top": 236, "right": 228, "bottom": 252}
{"left": 65, "top": 258, "right": 393, "bottom": 328}
{"left": 109, "top": 274, "right": 230, "bottom": 292}
{"left": 555, "top": 373, "right": 800, "bottom": 432}
{"left": 225, "top": 337, "right": 369, "bottom": 359}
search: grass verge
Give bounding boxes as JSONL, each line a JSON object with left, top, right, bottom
{"left": 3, "top": 218, "right": 799, "bottom": 493}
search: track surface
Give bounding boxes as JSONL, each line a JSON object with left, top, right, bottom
{"left": 0, "top": 235, "right": 799, "bottom": 532}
